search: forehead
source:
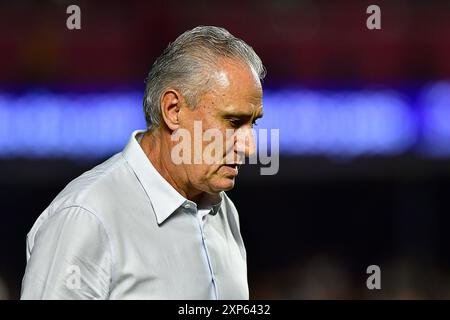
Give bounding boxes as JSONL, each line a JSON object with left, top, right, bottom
{"left": 203, "top": 59, "right": 263, "bottom": 114}
{"left": 215, "top": 58, "right": 262, "bottom": 93}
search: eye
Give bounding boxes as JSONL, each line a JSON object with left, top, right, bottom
{"left": 228, "top": 119, "right": 243, "bottom": 128}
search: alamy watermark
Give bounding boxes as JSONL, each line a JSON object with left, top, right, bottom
{"left": 66, "top": 264, "right": 81, "bottom": 290}
{"left": 366, "top": 5, "right": 381, "bottom": 30}
{"left": 170, "top": 121, "right": 279, "bottom": 176}
{"left": 66, "top": 5, "right": 81, "bottom": 30}
{"left": 366, "top": 264, "right": 381, "bottom": 290}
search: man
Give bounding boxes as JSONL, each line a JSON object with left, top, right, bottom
{"left": 21, "top": 26, "right": 265, "bottom": 299}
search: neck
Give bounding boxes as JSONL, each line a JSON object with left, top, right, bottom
{"left": 139, "top": 129, "right": 204, "bottom": 203}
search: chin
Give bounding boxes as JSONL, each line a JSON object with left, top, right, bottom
{"left": 211, "top": 177, "right": 235, "bottom": 192}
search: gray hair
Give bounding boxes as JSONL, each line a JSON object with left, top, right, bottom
{"left": 143, "top": 26, "right": 266, "bottom": 131}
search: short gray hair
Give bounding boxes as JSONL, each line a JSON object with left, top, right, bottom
{"left": 143, "top": 26, "right": 266, "bottom": 131}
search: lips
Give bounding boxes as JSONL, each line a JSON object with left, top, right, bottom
{"left": 222, "top": 164, "right": 240, "bottom": 175}
{"left": 224, "top": 164, "right": 239, "bottom": 168}
{"left": 223, "top": 163, "right": 241, "bottom": 169}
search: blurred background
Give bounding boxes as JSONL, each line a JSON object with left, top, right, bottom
{"left": 1, "top": 0, "right": 450, "bottom": 299}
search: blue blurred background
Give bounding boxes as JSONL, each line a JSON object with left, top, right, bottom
{"left": 1, "top": 0, "right": 450, "bottom": 299}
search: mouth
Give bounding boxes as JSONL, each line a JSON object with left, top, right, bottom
{"left": 222, "top": 164, "right": 241, "bottom": 176}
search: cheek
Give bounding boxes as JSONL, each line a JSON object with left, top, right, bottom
{"left": 189, "top": 164, "right": 219, "bottom": 181}
{"left": 201, "top": 165, "right": 225, "bottom": 184}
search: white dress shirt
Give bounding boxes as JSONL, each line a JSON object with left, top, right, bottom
{"left": 21, "top": 130, "right": 248, "bottom": 299}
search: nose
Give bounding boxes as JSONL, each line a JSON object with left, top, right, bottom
{"left": 234, "top": 127, "right": 256, "bottom": 159}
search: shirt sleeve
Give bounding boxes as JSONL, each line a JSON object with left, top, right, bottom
{"left": 20, "top": 206, "right": 113, "bottom": 300}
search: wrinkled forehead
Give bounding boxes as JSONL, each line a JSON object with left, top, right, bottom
{"left": 209, "top": 83, "right": 262, "bottom": 120}
{"left": 210, "top": 59, "right": 263, "bottom": 104}
{"left": 211, "top": 90, "right": 263, "bottom": 121}
{"left": 216, "top": 58, "right": 261, "bottom": 86}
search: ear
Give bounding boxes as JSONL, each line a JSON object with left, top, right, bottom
{"left": 160, "top": 89, "right": 182, "bottom": 131}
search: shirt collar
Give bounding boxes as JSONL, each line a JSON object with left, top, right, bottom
{"left": 198, "top": 192, "right": 222, "bottom": 216}
{"left": 122, "top": 130, "right": 222, "bottom": 224}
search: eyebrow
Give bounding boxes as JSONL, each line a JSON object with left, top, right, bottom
{"left": 222, "top": 111, "right": 264, "bottom": 120}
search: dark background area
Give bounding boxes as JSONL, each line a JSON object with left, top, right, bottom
{"left": 1, "top": 0, "right": 450, "bottom": 299}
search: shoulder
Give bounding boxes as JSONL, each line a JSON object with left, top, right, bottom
{"left": 22, "top": 205, "right": 114, "bottom": 299}
{"left": 221, "top": 192, "right": 238, "bottom": 213}
{"left": 27, "top": 153, "right": 129, "bottom": 249}
{"left": 29, "top": 205, "right": 110, "bottom": 249}
{"left": 220, "top": 192, "right": 241, "bottom": 229}
{"left": 219, "top": 192, "right": 247, "bottom": 259}
{"left": 53, "top": 153, "right": 128, "bottom": 208}
{"left": 42, "top": 151, "right": 141, "bottom": 223}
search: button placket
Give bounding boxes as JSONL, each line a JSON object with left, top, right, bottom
{"left": 194, "top": 208, "right": 218, "bottom": 299}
